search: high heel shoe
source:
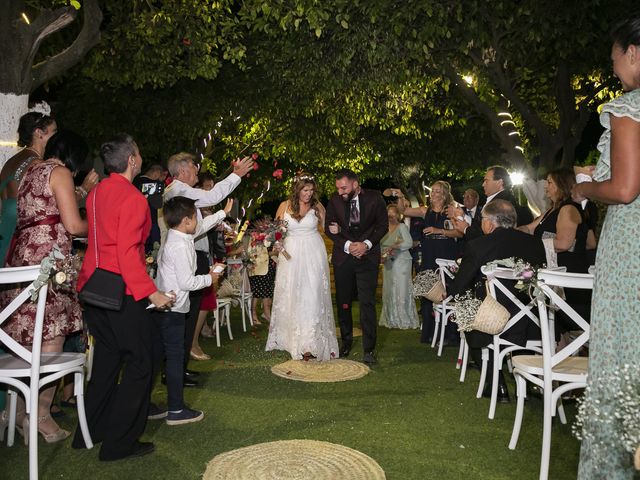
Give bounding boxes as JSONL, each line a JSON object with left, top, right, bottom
{"left": 190, "top": 349, "right": 211, "bottom": 361}
{"left": 21, "top": 414, "right": 70, "bottom": 445}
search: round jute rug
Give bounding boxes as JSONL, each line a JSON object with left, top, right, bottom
{"left": 203, "top": 439, "right": 386, "bottom": 480}
{"left": 336, "top": 326, "right": 362, "bottom": 338}
{"left": 271, "top": 359, "right": 370, "bottom": 382}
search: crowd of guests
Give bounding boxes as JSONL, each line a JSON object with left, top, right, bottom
{"left": 0, "top": 16, "right": 638, "bottom": 477}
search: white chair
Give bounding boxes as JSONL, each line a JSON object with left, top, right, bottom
{"left": 0, "top": 265, "right": 93, "bottom": 480}
{"left": 508, "top": 269, "right": 592, "bottom": 480}
{"left": 433, "top": 258, "right": 458, "bottom": 358}
{"left": 226, "top": 258, "right": 253, "bottom": 332}
{"left": 476, "top": 265, "right": 544, "bottom": 420}
{"left": 212, "top": 297, "right": 233, "bottom": 347}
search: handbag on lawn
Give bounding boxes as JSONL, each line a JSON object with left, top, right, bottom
{"left": 470, "top": 283, "right": 510, "bottom": 335}
{"left": 78, "top": 186, "right": 125, "bottom": 311}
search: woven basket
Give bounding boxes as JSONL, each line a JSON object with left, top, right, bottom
{"left": 424, "top": 280, "right": 446, "bottom": 303}
{"left": 470, "top": 294, "right": 510, "bottom": 335}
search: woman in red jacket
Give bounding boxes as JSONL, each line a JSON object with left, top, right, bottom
{"left": 72, "top": 134, "right": 173, "bottom": 461}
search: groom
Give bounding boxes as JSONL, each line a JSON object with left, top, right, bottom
{"left": 325, "top": 169, "right": 388, "bottom": 364}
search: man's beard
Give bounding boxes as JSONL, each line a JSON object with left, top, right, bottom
{"left": 341, "top": 190, "right": 357, "bottom": 201}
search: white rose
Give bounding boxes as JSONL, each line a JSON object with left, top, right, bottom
{"left": 54, "top": 271, "right": 67, "bottom": 285}
{"left": 264, "top": 240, "right": 272, "bottom": 248}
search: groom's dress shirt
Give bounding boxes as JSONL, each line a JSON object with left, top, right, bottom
{"left": 343, "top": 194, "right": 372, "bottom": 254}
{"left": 163, "top": 174, "right": 240, "bottom": 253}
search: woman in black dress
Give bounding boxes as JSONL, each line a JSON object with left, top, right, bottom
{"left": 518, "top": 168, "right": 597, "bottom": 331}
{"left": 399, "top": 181, "right": 462, "bottom": 343}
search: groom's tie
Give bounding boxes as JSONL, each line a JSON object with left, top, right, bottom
{"left": 349, "top": 199, "right": 360, "bottom": 226}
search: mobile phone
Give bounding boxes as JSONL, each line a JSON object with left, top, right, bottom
{"left": 212, "top": 265, "right": 225, "bottom": 274}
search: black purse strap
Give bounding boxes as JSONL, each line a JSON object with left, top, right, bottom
{"left": 91, "top": 186, "right": 100, "bottom": 268}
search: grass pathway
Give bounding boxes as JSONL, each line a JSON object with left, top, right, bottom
{"left": 1, "top": 311, "right": 580, "bottom": 479}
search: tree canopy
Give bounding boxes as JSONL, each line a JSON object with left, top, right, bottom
{"left": 27, "top": 0, "right": 630, "bottom": 205}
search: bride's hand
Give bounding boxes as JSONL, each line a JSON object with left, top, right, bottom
{"left": 328, "top": 222, "right": 341, "bottom": 234}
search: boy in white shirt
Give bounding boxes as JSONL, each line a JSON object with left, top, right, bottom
{"left": 154, "top": 195, "right": 231, "bottom": 425}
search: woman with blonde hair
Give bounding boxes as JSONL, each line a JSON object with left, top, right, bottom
{"left": 397, "top": 180, "right": 461, "bottom": 343}
{"left": 265, "top": 174, "right": 339, "bottom": 361}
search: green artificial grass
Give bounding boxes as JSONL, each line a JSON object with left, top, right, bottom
{"left": 1, "top": 305, "right": 580, "bottom": 479}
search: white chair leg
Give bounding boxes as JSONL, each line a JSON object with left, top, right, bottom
{"left": 456, "top": 334, "right": 464, "bottom": 370}
{"left": 476, "top": 348, "right": 489, "bottom": 398}
{"left": 506, "top": 353, "right": 514, "bottom": 373}
{"left": 74, "top": 371, "right": 93, "bottom": 449}
{"left": 509, "top": 375, "right": 527, "bottom": 450}
{"left": 225, "top": 305, "right": 234, "bottom": 340}
{"left": 28, "top": 391, "right": 39, "bottom": 480}
{"left": 214, "top": 309, "right": 221, "bottom": 347}
{"left": 459, "top": 339, "right": 468, "bottom": 383}
{"left": 241, "top": 298, "right": 248, "bottom": 332}
{"left": 539, "top": 382, "right": 553, "bottom": 480}
{"left": 431, "top": 311, "right": 440, "bottom": 349}
{"left": 557, "top": 398, "right": 567, "bottom": 425}
{"left": 437, "top": 313, "right": 447, "bottom": 357}
{"left": 7, "top": 389, "right": 17, "bottom": 446}
{"left": 488, "top": 346, "right": 500, "bottom": 419}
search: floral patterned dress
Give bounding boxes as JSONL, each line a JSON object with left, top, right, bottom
{"left": 577, "top": 88, "right": 640, "bottom": 479}
{"left": 0, "top": 159, "right": 82, "bottom": 345}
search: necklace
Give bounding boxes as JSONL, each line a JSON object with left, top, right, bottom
{"left": 24, "top": 147, "right": 42, "bottom": 158}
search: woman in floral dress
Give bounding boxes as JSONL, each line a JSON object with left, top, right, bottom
{"left": 573, "top": 16, "right": 640, "bottom": 479}
{"left": 1, "top": 130, "right": 93, "bottom": 442}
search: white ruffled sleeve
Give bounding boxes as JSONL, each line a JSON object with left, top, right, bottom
{"left": 594, "top": 89, "right": 640, "bottom": 181}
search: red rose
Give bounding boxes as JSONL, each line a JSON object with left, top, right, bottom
{"left": 182, "top": 38, "right": 191, "bottom": 46}
{"left": 253, "top": 162, "right": 259, "bottom": 170}
{"left": 272, "top": 169, "right": 283, "bottom": 180}
{"left": 251, "top": 153, "right": 259, "bottom": 160}
{"left": 275, "top": 232, "right": 282, "bottom": 241}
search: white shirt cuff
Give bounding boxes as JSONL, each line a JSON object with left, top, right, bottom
{"left": 364, "top": 240, "right": 372, "bottom": 250}
{"left": 343, "top": 240, "right": 352, "bottom": 254}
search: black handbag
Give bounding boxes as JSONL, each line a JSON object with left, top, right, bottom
{"left": 78, "top": 187, "right": 125, "bottom": 311}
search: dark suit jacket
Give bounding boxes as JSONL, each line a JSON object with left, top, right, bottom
{"left": 448, "top": 227, "right": 545, "bottom": 347}
{"left": 464, "top": 189, "right": 534, "bottom": 242}
{"left": 325, "top": 189, "right": 388, "bottom": 266}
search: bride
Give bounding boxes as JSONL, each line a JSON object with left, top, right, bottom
{"left": 265, "top": 174, "right": 339, "bottom": 361}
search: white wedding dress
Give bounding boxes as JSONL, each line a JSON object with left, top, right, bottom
{"left": 265, "top": 210, "right": 339, "bottom": 361}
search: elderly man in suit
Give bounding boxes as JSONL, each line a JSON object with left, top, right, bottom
{"left": 447, "top": 199, "right": 545, "bottom": 402}
{"left": 325, "top": 169, "right": 388, "bottom": 364}
{"left": 453, "top": 166, "right": 534, "bottom": 241}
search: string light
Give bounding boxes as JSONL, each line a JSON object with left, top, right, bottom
{"left": 22, "top": 13, "right": 30, "bottom": 24}
{"left": 500, "top": 120, "right": 515, "bottom": 127}
{"left": 0, "top": 140, "right": 18, "bottom": 147}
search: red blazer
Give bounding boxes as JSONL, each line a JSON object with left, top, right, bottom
{"left": 77, "top": 173, "right": 157, "bottom": 301}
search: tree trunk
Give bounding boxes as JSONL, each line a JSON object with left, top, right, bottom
{"left": 0, "top": 93, "right": 29, "bottom": 168}
{"left": 0, "top": 0, "right": 101, "bottom": 167}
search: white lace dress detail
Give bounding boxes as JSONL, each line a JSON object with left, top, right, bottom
{"left": 265, "top": 210, "right": 339, "bottom": 361}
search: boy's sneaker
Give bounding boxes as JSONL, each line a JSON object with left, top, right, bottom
{"left": 166, "top": 407, "right": 204, "bottom": 426}
{"left": 147, "top": 403, "right": 168, "bottom": 420}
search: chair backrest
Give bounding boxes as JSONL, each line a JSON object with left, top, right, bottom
{"left": 0, "top": 265, "right": 49, "bottom": 367}
{"left": 535, "top": 269, "right": 592, "bottom": 368}
{"left": 435, "top": 258, "right": 457, "bottom": 298}
{"left": 480, "top": 265, "right": 540, "bottom": 335}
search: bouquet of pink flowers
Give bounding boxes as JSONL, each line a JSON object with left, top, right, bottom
{"left": 250, "top": 219, "right": 290, "bottom": 260}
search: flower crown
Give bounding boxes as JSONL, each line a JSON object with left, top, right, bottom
{"left": 294, "top": 174, "right": 315, "bottom": 183}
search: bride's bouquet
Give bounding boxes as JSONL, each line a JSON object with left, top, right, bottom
{"left": 250, "top": 219, "right": 290, "bottom": 260}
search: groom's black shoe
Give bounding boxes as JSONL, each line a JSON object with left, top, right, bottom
{"left": 340, "top": 345, "right": 351, "bottom": 358}
{"left": 363, "top": 351, "right": 377, "bottom": 365}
